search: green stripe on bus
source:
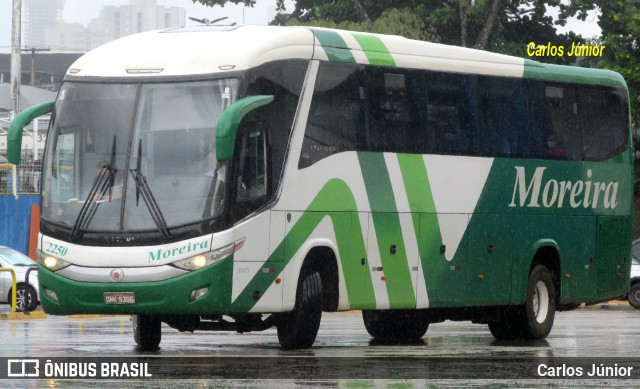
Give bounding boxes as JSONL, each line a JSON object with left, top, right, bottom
{"left": 308, "top": 28, "right": 357, "bottom": 63}
{"left": 351, "top": 33, "right": 396, "bottom": 67}
{"left": 396, "top": 153, "right": 443, "bottom": 303}
{"left": 523, "top": 59, "right": 627, "bottom": 88}
{"left": 396, "top": 154, "right": 436, "bottom": 232}
{"left": 358, "top": 152, "right": 416, "bottom": 308}
{"left": 231, "top": 179, "right": 375, "bottom": 311}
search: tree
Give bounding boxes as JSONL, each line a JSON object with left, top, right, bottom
{"left": 193, "top": 0, "right": 574, "bottom": 53}
{"left": 191, "top": 1, "right": 588, "bottom": 66}
{"left": 558, "top": 0, "right": 640, "bottom": 118}
{"left": 192, "top": 0, "right": 286, "bottom": 11}
{"left": 474, "top": 0, "right": 502, "bottom": 49}
{"left": 452, "top": 0, "right": 472, "bottom": 47}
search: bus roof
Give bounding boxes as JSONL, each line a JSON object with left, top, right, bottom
{"left": 65, "top": 25, "right": 625, "bottom": 89}
{"left": 66, "top": 25, "right": 315, "bottom": 78}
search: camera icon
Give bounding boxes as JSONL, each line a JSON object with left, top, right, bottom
{"left": 7, "top": 359, "right": 40, "bottom": 377}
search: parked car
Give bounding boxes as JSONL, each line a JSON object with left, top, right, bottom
{"left": 0, "top": 246, "right": 39, "bottom": 312}
{"left": 628, "top": 238, "right": 640, "bottom": 309}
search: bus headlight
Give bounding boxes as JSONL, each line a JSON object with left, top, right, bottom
{"left": 37, "top": 251, "right": 71, "bottom": 271}
{"left": 171, "top": 238, "right": 245, "bottom": 271}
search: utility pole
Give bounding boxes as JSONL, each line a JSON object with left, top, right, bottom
{"left": 22, "top": 47, "right": 51, "bottom": 87}
{"left": 10, "top": 0, "right": 22, "bottom": 117}
{"left": 30, "top": 48, "right": 35, "bottom": 87}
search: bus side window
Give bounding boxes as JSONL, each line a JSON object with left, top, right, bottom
{"left": 426, "top": 72, "right": 476, "bottom": 156}
{"left": 527, "top": 80, "right": 552, "bottom": 159}
{"left": 477, "top": 76, "right": 527, "bottom": 158}
{"left": 367, "top": 71, "right": 411, "bottom": 153}
{"left": 299, "top": 62, "right": 364, "bottom": 169}
{"left": 579, "top": 86, "right": 629, "bottom": 161}
{"left": 542, "top": 83, "right": 581, "bottom": 160}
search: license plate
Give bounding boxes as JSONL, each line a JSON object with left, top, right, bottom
{"left": 104, "top": 292, "right": 135, "bottom": 305}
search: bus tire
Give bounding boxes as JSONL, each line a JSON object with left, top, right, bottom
{"left": 362, "top": 309, "right": 429, "bottom": 343}
{"left": 488, "top": 317, "right": 521, "bottom": 340}
{"left": 133, "top": 315, "right": 161, "bottom": 351}
{"left": 628, "top": 283, "right": 640, "bottom": 309}
{"left": 14, "top": 285, "right": 37, "bottom": 312}
{"left": 519, "top": 265, "right": 555, "bottom": 339}
{"left": 277, "top": 270, "right": 323, "bottom": 350}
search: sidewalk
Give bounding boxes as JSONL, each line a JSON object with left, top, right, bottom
{"left": 0, "top": 304, "right": 47, "bottom": 320}
{"left": 581, "top": 300, "right": 634, "bottom": 311}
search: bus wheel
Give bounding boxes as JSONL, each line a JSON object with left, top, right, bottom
{"left": 520, "top": 265, "right": 555, "bottom": 339}
{"left": 277, "top": 270, "right": 323, "bottom": 349}
{"left": 628, "top": 284, "right": 640, "bottom": 309}
{"left": 362, "top": 309, "right": 428, "bottom": 343}
{"left": 133, "top": 315, "right": 161, "bottom": 351}
{"left": 488, "top": 316, "right": 521, "bottom": 340}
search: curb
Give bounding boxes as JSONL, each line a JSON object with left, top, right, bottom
{"left": 68, "top": 314, "right": 127, "bottom": 319}
{"left": 581, "top": 301, "right": 634, "bottom": 311}
{"left": 0, "top": 311, "right": 47, "bottom": 320}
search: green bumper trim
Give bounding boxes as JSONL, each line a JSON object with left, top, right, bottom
{"left": 38, "top": 258, "right": 244, "bottom": 315}
{"left": 8, "top": 101, "right": 55, "bottom": 164}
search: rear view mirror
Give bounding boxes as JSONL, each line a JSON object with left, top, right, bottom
{"left": 8, "top": 101, "right": 55, "bottom": 164}
{"left": 216, "top": 95, "right": 273, "bottom": 161}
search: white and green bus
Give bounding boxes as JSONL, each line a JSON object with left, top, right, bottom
{"left": 9, "top": 25, "right": 632, "bottom": 350}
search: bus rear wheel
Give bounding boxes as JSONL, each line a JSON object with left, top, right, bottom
{"left": 133, "top": 315, "right": 161, "bottom": 351}
{"left": 489, "top": 265, "right": 555, "bottom": 340}
{"left": 362, "top": 309, "right": 429, "bottom": 343}
{"left": 521, "top": 265, "right": 555, "bottom": 339}
{"left": 277, "top": 270, "right": 323, "bottom": 349}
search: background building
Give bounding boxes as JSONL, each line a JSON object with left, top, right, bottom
{"left": 24, "top": 0, "right": 66, "bottom": 48}
{"left": 25, "top": 0, "right": 186, "bottom": 52}
{"left": 0, "top": 52, "right": 83, "bottom": 91}
{"left": 86, "top": 0, "right": 185, "bottom": 49}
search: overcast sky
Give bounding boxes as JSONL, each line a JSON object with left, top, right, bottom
{"left": 1, "top": 0, "right": 601, "bottom": 53}
{"left": 0, "top": 0, "right": 290, "bottom": 52}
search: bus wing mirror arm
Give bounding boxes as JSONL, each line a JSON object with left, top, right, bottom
{"left": 8, "top": 101, "right": 55, "bottom": 165}
{"left": 216, "top": 95, "right": 274, "bottom": 162}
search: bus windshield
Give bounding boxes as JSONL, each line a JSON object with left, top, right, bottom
{"left": 42, "top": 79, "right": 238, "bottom": 235}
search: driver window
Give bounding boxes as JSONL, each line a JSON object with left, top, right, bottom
{"left": 235, "top": 128, "right": 267, "bottom": 203}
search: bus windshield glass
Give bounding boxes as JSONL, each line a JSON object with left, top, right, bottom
{"left": 42, "top": 79, "right": 238, "bottom": 234}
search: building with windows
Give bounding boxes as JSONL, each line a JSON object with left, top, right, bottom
{"left": 24, "top": 0, "right": 65, "bottom": 48}
{"left": 86, "top": 0, "right": 185, "bottom": 49}
{"left": 30, "top": 0, "right": 185, "bottom": 52}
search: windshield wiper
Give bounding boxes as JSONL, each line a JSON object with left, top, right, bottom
{"left": 70, "top": 136, "right": 117, "bottom": 241}
{"left": 129, "top": 140, "right": 173, "bottom": 240}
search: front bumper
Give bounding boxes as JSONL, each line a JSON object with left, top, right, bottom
{"left": 38, "top": 258, "right": 238, "bottom": 315}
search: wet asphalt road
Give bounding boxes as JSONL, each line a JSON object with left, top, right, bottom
{"left": 1, "top": 305, "right": 640, "bottom": 387}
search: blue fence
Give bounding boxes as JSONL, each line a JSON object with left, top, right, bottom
{"left": 0, "top": 195, "right": 40, "bottom": 254}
